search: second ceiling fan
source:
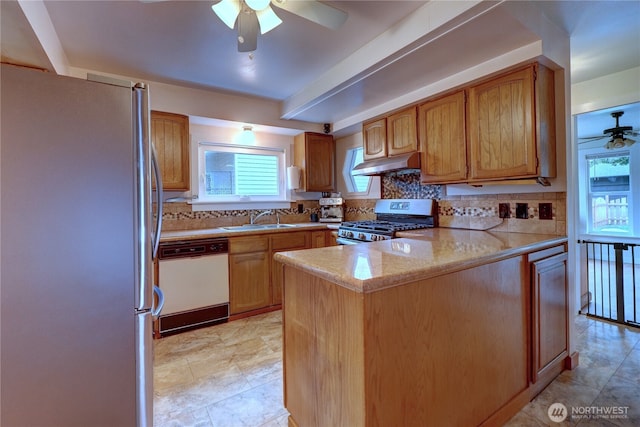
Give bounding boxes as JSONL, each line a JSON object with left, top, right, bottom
{"left": 212, "top": 0, "right": 348, "bottom": 52}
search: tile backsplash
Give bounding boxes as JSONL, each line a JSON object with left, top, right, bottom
{"left": 160, "top": 200, "right": 322, "bottom": 232}
{"left": 161, "top": 172, "right": 566, "bottom": 236}
{"left": 381, "top": 172, "right": 566, "bottom": 235}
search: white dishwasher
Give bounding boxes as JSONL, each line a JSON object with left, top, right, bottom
{"left": 157, "top": 238, "right": 229, "bottom": 336}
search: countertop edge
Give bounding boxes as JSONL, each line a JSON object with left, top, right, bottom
{"left": 160, "top": 222, "right": 333, "bottom": 242}
{"left": 274, "top": 233, "right": 568, "bottom": 293}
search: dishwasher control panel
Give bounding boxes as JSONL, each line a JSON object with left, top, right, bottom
{"left": 158, "top": 238, "right": 229, "bottom": 259}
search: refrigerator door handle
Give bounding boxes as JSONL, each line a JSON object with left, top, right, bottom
{"left": 133, "top": 83, "right": 153, "bottom": 311}
{"left": 151, "top": 144, "right": 163, "bottom": 260}
{"left": 152, "top": 285, "right": 165, "bottom": 317}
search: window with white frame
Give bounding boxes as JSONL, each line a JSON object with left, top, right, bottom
{"left": 579, "top": 146, "right": 639, "bottom": 237}
{"left": 196, "top": 142, "right": 287, "bottom": 203}
{"left": 586, "top": 152, "right": 630, "bottom": 234}
{"left": 343, "top": 147, "right": 371, "bottom": 193}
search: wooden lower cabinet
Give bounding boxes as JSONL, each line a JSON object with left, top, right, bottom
{"left": 228, "top": 236, "right": 270, "bottom": 315}
{"left": 283, "top": 244, "right": 572, "bottom": 426}
{"left": 311, "top": 229, "right": 337, "bottom": 248}
{"left": 230, "top": 229, "right": 330, "bottom": 316}
{"left": 271, "top": 231, "right": 309, "bottom": 306}
{"left": 529, "top": 245, "right": 569, "bottom": 396}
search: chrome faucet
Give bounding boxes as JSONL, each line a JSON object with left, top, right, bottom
{"left": 250, "top": 210, "right": 272, "bottom": 224}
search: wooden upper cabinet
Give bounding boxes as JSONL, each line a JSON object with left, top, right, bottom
{"left": 151, "top": 111, "right": 190, "bottom": 191}
{"left": 362, "top": 118, "right": 387, "bottom": 160}
{"left": 387, "top": 106, "right": 418, "bottom": 156}
{"left": 294, "top": 132, "right": 335, "bottom": 192}
{"left": 467, "top": 64, "right": 555, "bottom": 181}
{"left": 419, "top": 91, "right": 467, "bottom": 183}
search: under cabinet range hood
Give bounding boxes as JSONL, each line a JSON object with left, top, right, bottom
{"left": 352, "top": 152, "right": 421, "bottom": 176}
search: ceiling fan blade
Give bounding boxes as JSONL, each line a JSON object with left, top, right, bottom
{"left": 579, "top": 135, "right": 607, "bottom": 141}
{"left": 256, "top": 5, "right": 282, "bottom": 34}
{"left": 272, "top": 0, "right": 347, "bottom": 30}
{"left": 212, "top": 0, "right": 241, "bottom": 29}
{"left": 237, "top": 9, "right": 259, "bottom": 52}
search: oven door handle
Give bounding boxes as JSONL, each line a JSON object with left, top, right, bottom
{"left": 336, "top": 237, "right": 362, "bottom": 245}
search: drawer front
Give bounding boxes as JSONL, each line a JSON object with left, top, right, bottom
{"left": 229, "top": 236, "right": 269, "bottom": 254}
{"left": 271, "top": 231, "right": 308, "bottom": 250}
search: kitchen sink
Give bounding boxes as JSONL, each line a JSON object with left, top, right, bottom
{"left": 220, "top": 224, "right": 297, "bottom": 231}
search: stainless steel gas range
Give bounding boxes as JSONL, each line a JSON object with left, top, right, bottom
{"left": 336, "top": 199, "right": 437, "bottom": 245}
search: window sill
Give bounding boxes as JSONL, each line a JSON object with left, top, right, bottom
{"left": 190, "top": 200, "right": 293, "bottom": 212}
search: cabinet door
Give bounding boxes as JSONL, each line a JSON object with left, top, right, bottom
{"left": 363, "top": 118, "right": 387, "bottom": 160}
{"left": 387, "top": 106, "right": 418, "bottom": 156}
{"left": 229, "top": 251, "right": 270, "bottom": 315}
{"left": 151, "top": 111, "right": 190, "bottom": 191}
{"left": 271, "top": 232, "right": 309, "bottom": 305}
{"left": 305, "top": 133, "right": 335, "bottom": 192}
{"left": 294, "top": 132, "right": 335, "bottom": 192}
{"left": 531, "top": 251, "right": 568, "bottom": 385}
{"left": 311, "top": 230, "right": 327, "bottom": 248}
{"left": 467, "top": 66, "right": 537, "bottom": 180}
{"left": 419, "top": 91, "right": 467, "bottom": 183}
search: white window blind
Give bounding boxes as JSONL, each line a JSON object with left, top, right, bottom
{"left": 196, "top": 142, "right": 286, "bottom": 204}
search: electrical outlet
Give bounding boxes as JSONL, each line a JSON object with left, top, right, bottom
{"left": 515, "top": 203, "right": 528, "bottom": 219}
{"left": 297, "top": 203, "right": 304, "bottom": 213}
{"left": 539, "top": 203, "right": 553, "bottom": 220}
{"left": 499, "top": 203, "right": 510, "bottom": 218}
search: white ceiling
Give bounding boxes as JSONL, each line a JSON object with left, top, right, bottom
{"left": 2, "top": 0, "right": 639, "bottom": 137}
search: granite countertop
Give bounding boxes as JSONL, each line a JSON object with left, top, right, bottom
{"left": 160, "top": 222, "right": 333, "bottom": 242}
{"left": 274, "top": 228, "right": 567, "bottom": 293}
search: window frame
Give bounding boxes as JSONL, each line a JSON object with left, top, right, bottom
{"left": 343, "top": 146, "right": 372, "bottom": 194}
{"left": 579, "top": 145, "right": 638, "bottom": 238}
{"left": 190, "top": 141, "right": 293, "bottom": 210}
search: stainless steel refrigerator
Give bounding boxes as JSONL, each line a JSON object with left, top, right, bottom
{"left": 1, "top": 63, "right": 164, "bottom": 426}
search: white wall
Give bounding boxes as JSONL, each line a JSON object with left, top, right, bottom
{"left": 569, "top": 66, "right": 640, "bottom": 316}
{"left": 335, "top": 133, "right": 381, "bottom": 200}
{"left": 68, "top": 66, "right": 324, "bottom": 136}
{"left": 572, "top": 67, "right": 640, "bottom": 115}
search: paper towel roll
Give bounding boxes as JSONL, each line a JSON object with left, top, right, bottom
{"left": 287, "top": 166, "right": 301, "bottom": 190}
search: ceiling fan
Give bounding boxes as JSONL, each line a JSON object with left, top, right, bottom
{"left": 211, "top": 0, "right": 348, "bottom": 52}
{"left": 579, "top": 111, "right": 638, "bottom": 149}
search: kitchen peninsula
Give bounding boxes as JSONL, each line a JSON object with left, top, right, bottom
{"left": 275, "top": 229, "right": 575, "bottom": 427}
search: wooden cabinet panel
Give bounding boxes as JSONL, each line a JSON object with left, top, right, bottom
{"left": 310, "top": 230, "right": 327, "bottom": 248}
{"left": 419, "top": 91, "right": 467, "bottom": 183}
{"left": 271, "top": 231, "right": 309, "bottom": 305}
{"left": 229, "top": 236, "right": 269, "bottom": 254}
{"left": 387, "top": 106, "right": 418, "bottom": 156}
{"left": 362, "top": 118, "right": 387, "bottom": 160}
{"left": 531, "top": 250, "right": 568, "bottom": 387}
{"left": 467, "top": 66, "right": 537, "bottom": 180}
{"left": 151, "top": 111, "right": 190, "bottom": 191}
{"left": 294, "top": 132, "right": 335, "bottom": 192}
{"left": 272, "top": 231, "right": 308, "bottom": 251}
{"left": 229, "top": 251, "right": 270, "bottom": 315}
{"left": 229, "top": 236, "right": 270, "bottom": 315}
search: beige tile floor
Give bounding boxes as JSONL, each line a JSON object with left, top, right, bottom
{"left": 154, "top": 311, "right": 640, "bottom": 427}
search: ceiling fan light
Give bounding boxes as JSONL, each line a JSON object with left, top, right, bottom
{"left": 624, "top": 137, "right": 635, "bottom": 146}
{"left": 256, "top": 6, "right": 282, "bottom": 34}
{"left": 245, "top": 0, "right": 271, "bottom": 11}
{"left": 212, "top": 0, "right": 241, "bottom": 29}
